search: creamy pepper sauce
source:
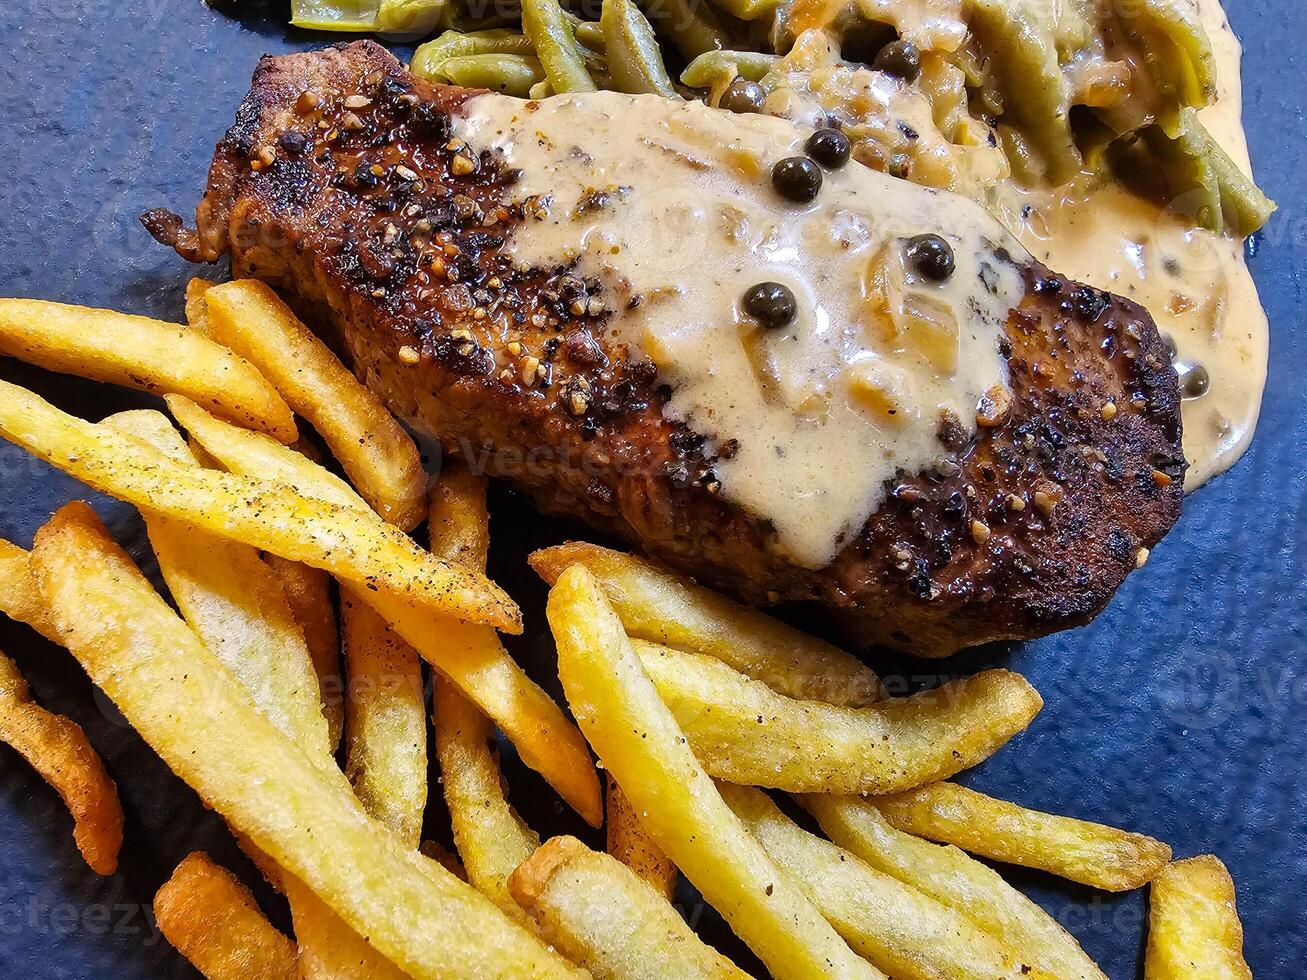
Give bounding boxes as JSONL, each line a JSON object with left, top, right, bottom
{"left": 999, "top": 0, "right": 1267, "bottom": 488}
{"left": 456, "top": 93, "right": 1025, "bottom": 567}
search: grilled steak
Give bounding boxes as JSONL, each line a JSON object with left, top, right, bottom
{"left": 144, "top": 41, "right": 1184, "bottom": 656}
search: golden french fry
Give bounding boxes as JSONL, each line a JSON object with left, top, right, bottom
{"left": 184, "top": 278, "right": 218, "bottom": 334}
{"left": 530, "top": 542, "right": 883, "bottom": 706}
{"left": 547, "top": 565, "right": 878, "bottom": 980}
{"left": 427, "top": 465, "right": 602, "bottom": 832}
{"left": 435, "top": 675, "right": 540, "bottom": 919}
{"left": 801, "top": 794, "right": 1105, "bottom": 980}
{"left": 721, "top": 784, "right": 1047, "bottom": 980}
{"left": 102, "top": 410, "right": 333, "bottom": 761}
{"left": 421, "top": 839, "right": 469, "bottom": 880}
{"left": 172, "top": 397, "right": 598, "bottom": 824}
{"left": 0, "top": 380, "right": 521, "bottom": 633}
{"left": 0, "top": 538, "right": 57, "bottom": 640}
{"left": 342, "top": 591, "right": 427, "bottom": 849}
{"left": 510, "top": 836, "right": 748, "bottom": 980}
{"left": 634, "top": 640, "right": 1041, "bottom": 794}
{"left": 0, "top": 298, "right": 296, "bottom": 441}
{"left": 287, "top": 875, "right": 411, "bottom": 980}
{"left": 204, "top": 280, "right": 425, "bottom": 529}
{"left": 167, "top": 394, "right": 366, "bottom": 512}
{"left": 265, "top": 554, "right": 344, "bottom": 752}
{"left": 0, "top": 650, "right": 123, "bottom": 875}
{"left": 871, "top": 783, "right": 1173, "bottom": 892}
{"left": 606, "top": 778, "right": 676, "bottom": 900}
{"left": 1145, "top": 856, "right": 1251, "bottom": 980}
{"left": 31, "top": 502, "right": 578, "bottom": 979}
{"left": 155, "top": 851, "right": 297, "bottom": 980}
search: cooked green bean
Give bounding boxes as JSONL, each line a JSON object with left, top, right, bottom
{"left": 421, "top": 54, "right": 547, "bottom": 96}
{"left": 377, "top": 0, "right": 447, "bottom": 34}
{"left": 705, "top": 0, "right": 778, "bottom": 21}
{"left": 290, "top": 0, "right": 377, "bottom": 31}
{"left": 637, "top": 0, "right": 729, "bottom": 60}
{"left": 600, "top": 0, "right": 677, "bottom": 97}
{"left": 521, "top": 0, "right": 598, "bottom": 93}
{"left": 413, "top": 29, "right": 536, "bottom": 67}
{"left": 573, "top": 20, "right": 607, "bottom": 52}
{"left": 1120, "top": 0, "right": 1217, "bottom": 111}
{"left": 681, "top": 49, "right": 776, "bottom": 88}
{"left": 1143, "top": 109, "right": 1275, "bottom": 236}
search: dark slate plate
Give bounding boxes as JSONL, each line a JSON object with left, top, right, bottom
{"left": 0, "top": 2, "right": 1302, "bottom": 977}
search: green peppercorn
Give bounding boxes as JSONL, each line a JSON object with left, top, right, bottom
{"left": 874, "top": 39, "right": 922, "bottom": 81}
{"left": 719, "top": 77, "right": 766, "bottom": 114}
{"left": 905, "top": 233, "right": 955, "bottom": 282}
{"left": 772, "top": 156, "right": 822, "bottom": 203}
{"left": 805, "top": 128, "right": 851, "bottom": 168}
{"left": 743, "top": 282, "right": 798, "bottom": 329}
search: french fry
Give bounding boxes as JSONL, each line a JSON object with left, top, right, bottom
{"left": 434, "top": 676, "right": 540, "bottom": 919}
{"left": 871, "top": 783, "right": 1173, "bottom": 892}
{"left": 204, "top": 280, "right": 425, "bottom": 530}
{"left": 1145, "top": 856, "right": 1251, "bottom": 980}
{"left": 31, "top": 502, "right": 578, "bottom": 979}
{"left": 606, "top": 778, "right": 676, "bottom": 900}
{"left": 265, "top": 554, "right": 344, "bottom": 752}
{"left": 102, "top": 410, "right": 332, "bottom": 762}
{"left": 184, "top": 277, "right": 218, "bottom": 334}
{"left": 800, "top": 794, "right": 1106, "bottom": 980}
{"left": 421, "top": 839, "right": 469, "bottom": 880}
{"left": 287, "top": 875, "right": 411, "bottom": 980}
{"left": 720, "top": 784, "right": 1048, "bottom": 980}
{"left": 634, "top": 640, "right": 1042, "bottom": 794}
{"left": 167, "top": 394, "right": 366, "bottom": 512}
{"left": 342, "top": 592, "right": 427, "bottom": 849}
{"left": 547, "top": 565, "right": 878, "bottom": 980}
{"left": 0, "top": 538, "right": 57, "bottom": 640}
{"left": 0, "top": 650, "right": 123, "bottom": 875}
{"left": 171, "top": 396, "right": 599, "bottom": 825}
{"left": 0, "top": 298, "right": 296, "bottom": 441}
{"left": 530, "top": 542, "right": 883, "bottom": 706}
{"left": 427, "top": 465, "right": 492, "bottom": 567}
{"left": 509, "top": 836, "right": 748, "bottom": 980}
{"left": 155, "top": 851, "right": 297, "bottom": 980}
{"left": 0, "top": 380, "right": 521, "bottom": 633}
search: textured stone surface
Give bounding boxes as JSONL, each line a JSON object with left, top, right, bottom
{"left": 0, "top": 1, "right": 1302, "bottom": 977}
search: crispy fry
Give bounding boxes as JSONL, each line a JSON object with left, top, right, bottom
{"left": 871, "top": 783, "right": 1173, "bottom": 892}
{"left": 548, "top": 565, "right": 878, "bottom": 980}
{"left": 0, "top": 298, "right": 296, "bottom": 441}
{"left": 31, "top": 502, "right": 578, "bottom": 979}
{"left": 0, "top": 538, "right": 57, "bottom": 640}
{"left": 606, "top": 778, "right": 676, "bottom": 900}
{"left": 721, "top": 784, "right": 1047, "bottom": 980}
{"left": 1145, "top": 855, "right": 1251, "bottom": 980}
{"left": 342, "top": 591, "right": 427, "bottom": 849}
{"left": 0, "top": 380, "right": 521, "bottom": 632}
{"left": 102, "top": 410, "right": 333, "bottom": 761}
{"left": 634, "top": 640, "right": 1041, "bottom": 794}
{"left": 421, "top": 839, "right": 469, "bottom": 880}
{"left": 265, "top": 554, "right": 344, "bottom": 752}
{"left": 155, "top": 851, "right": 297, "bottom": 980}
{"left": 184, "top": 278, "right": 219, "bottom": 334}
{"left": 168, "top": 399, "right": 598, "bottom": 824}
{"left": 427, "top": 466, "right": 492, "bottom": 568}
{"left": 801, "top": 794, "right": 1105, "bottom": 980}
{"left": 510, "top": 836, "right": 748, "bottom": 980}
{"left": 0, "top": 650, "right": 123, "bottom": 874}
{"left": 287, "top": 875, "right": 411, "bottom": 980}
{"left": 435, "top": 676, "right": 540, "bottom": 918}
{"left": 531, "top": 542, "right": 883, "bottom": 706}
{"left": 204, "top": 280, "right": 425, "bottom": 529}
{"left": 167, "top": 394, "right": 366, "bottom": 512}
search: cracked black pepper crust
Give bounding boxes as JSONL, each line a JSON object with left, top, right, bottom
{"left": 144, "top": 40, "right": 1185, "bottom": 657}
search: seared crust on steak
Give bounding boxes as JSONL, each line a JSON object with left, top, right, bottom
{"left": 145, "top": 41, "right": 1185, "bottom": 656}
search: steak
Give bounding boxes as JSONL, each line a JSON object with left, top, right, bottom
{"left": 143, "top": 40, "right": 1184, "bottom": 657}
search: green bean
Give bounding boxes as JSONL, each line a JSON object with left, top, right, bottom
{"left": 521, "top": 0, "right": 598, "bottom": 93}
{"left": 573, "top": 20, "right": 607, "bottom": 52}
{"left": 600, "top": 0, "right": 677, "bottom": 96}
{"left": 637, "top": 0, "right": 729, "bottom": 60}
{"left": 680, "top": 49, "right": 776, "bottom": 88}
{"left": 1142, "top": 109, "right": 1275, "bottom": 236}
{"left": 430, "top": 54, "right": 547, "bottom": 96}
{"left": 1119, "top": 0, "right": 1217, "bottom": 112}
{"left": 376, "top": 0, "right": 448, "bottom": 34}
{"left": 289, "top": 0, "right": 377, "bottom": 31}
{"left": 968, "top": 0, "right": 1081, "bottom": 184}
{"left": 413, "top": 29, "right": 535, "bottom": 68}
{"left": 704, "top": 0, "right": 778, "bottom": 21}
